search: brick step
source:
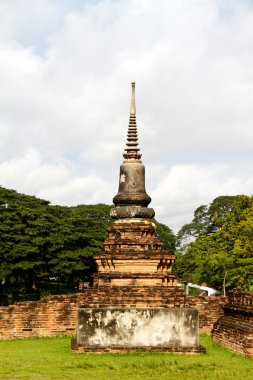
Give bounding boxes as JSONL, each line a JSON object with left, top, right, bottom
{"left": 85, "top": 295, "right": 185, "bottom": 300}
{"left": 84, "top": 294, "right": 183, "bottom": 298}
{"left": 84, "top": 286, "right": 184, "bottom": 294}
{"left": 85, "top": 294, "right": 184, "bottom": 299}
{"left": 82, "top": 288, "right": 184, "bottom": 297}
{"left": 73, "top": 286, "right": 185, "bottom": 308}
{"left": 92, "top": 286, "right": 182, "bottom": 290}
{"left": 81, "top": 300, "right": 183, "bottom": 308}
{"left": 85, "top": 290, "right": 183, "bottom": 295}
{"left": 80, "top": 288, "right": 185, "bottom": 308}
{"left": 85, "top": 298, "right": 178, "bottom": 303}
{"left": 84, "top": 303, "right": 183, "bottom": 308}
{"left": 84, "top": 296, "right": 184, "bottom": 303}
{"left": 82, "top": 297, "right": 184, "bottom": 302}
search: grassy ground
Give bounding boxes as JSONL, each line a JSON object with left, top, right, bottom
{"left": 0, "top": 335, "right": 252, "bottom": 380}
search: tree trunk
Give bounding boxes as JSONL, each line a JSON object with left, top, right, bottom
{"left": 223, "top": 269, "right": 227, "bottom": 296}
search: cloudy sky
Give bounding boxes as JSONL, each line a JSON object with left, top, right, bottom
{"left": 1, "top": 0, "right": 253, "bottom": 231}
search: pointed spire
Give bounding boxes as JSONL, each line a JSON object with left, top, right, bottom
{"left": 123, "top": 82, "right": 142, "bottom": 161}
{"left": 130, "top": 81, "right": 136, "bottom": 115}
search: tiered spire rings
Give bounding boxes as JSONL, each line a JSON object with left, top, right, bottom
{"left": 123, "top": 82, "right": 142, "bottom": 161}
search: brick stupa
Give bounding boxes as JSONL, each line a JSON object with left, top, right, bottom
{"left": 72, "top": 83, "right": 203, "bottom": 353}
{"left": 93, "top": 82, "right": 177, "bottom": 289}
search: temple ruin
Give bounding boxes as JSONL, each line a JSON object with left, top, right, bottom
{"left": 212, "top": 291, "right": 253, "bottom": 358}
{"left": 72, "top": 83, "right": 204, "bottom": 353}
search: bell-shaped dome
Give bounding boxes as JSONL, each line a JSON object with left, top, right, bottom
{"left": 111, "top": 82, "right": 155, "bottom": 220}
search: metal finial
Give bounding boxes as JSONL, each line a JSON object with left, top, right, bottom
{"left": 130, "top": 82, "right": 136, "bottom": 116}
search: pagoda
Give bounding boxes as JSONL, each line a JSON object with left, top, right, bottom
{"left": 72, "top": 83, "right": 203, "bottom": 353}
{"left": 93, "top": 82, "right": 177, "bottom": 288}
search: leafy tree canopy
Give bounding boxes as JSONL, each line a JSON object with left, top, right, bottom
{"left": 153, "top": 220, "right": 176, "bottom": 252}
{"left": 0, "top": 186, "right": 113, "bottom": 297}
{"left": 177, "top": 195, "right": 241, "bottom": 243}
{"left": 175, "top": 195, "right": 253, "bottom": 292}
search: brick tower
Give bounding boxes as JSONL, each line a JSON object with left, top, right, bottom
{"left": 93, "top": 82, "right": 177, "bottom": 288}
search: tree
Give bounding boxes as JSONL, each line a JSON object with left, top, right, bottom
{"left": 0, "top": 187, "right": 52, "bottom": 292}
{"left": 177, "top": 196, "right": 240, "bottom": 244}
{"left": 0, "top": 186, "right": 113, "bottom": 298}
{"left": 154, "top": 220, "right": 176, "bottom": 252}
{"left": 176, "top": 195, "right": 253, "bottom": 291}
{"left": 47, "top": 204, "right": 112, "bottom": 286}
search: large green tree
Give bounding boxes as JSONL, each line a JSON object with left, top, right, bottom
{"left": 175, "top": 195, "right": 253, "bottom": 292}
{"left": 0, "top": 187, "right": 52, "bottom": 292}
{"left": 0, "top": 186, "right": 113, "bottom": 298}
{"left": 47, "top": 204, "right": 112, "bottom": 286}
{"left": 177, "top": 195, "right": 240, "bottom": 243}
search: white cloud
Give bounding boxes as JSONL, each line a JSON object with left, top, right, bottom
{"left": 1, "top": 0, "right": 253, "bottom": 232}
{"left": 151, "top": 163, "right": 253, "bottom": 231}
{"left": 0, "top": 148, "right": 113, "bottom": 205}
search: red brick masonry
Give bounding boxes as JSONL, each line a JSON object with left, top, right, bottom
{"left": 212, "top": 291, "right": 253, "bottom": 358}
{"left": 0, "top": 287, "right": 227, "bottom": 339}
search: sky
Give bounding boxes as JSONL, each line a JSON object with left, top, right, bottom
{"left": 1, "top": 0, "right": 253, "bottom": 232}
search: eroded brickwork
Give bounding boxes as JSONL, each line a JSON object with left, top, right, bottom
{"left": 212, "top": 291, "right": 253, "bottom": 358}
{"left": 0, "top": 291, "right": 226, "bottom": 339}
{"left": 93, "top": 221, "right": 177, "bottom": 287}
{"left": 0, "top": 293, "right": 85, "bottom": 339}
{"left": 185, "top": 296, "right": 227, "bottom": 333}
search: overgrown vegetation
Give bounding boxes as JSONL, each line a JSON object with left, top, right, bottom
{"left": 0, "top": 335, "right": 252, "bottom": 380}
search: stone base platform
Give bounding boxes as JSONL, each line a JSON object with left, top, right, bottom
{"left": 72, "top": 307, "right": 205, "bottom": 354}
{"left": 71, "top": 342, "right": 206, "bottom": 354}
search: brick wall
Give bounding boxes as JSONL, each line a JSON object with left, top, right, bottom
{"left": 185, "top": 296, "right": 227, "bottom": 333}
{"left": 0, "top": 289, "right": 227, "bottom": 339}
{"left": 212, "top": 292, "right": 253, "bottom": 358}
{"left": 212, "top": 316, "right": 253, "bottom": 357}
{"left": 0, "top": 293, "right": 86, "bottom": 339}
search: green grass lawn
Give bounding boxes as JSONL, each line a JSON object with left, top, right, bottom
{"left": 0, "top": 335, "right": 252, "bottom": 380}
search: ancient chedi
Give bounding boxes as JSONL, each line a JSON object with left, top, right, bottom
{"left": 93, "top": 82, "right": 177, "bottom": 288}
{"left": 72, "top": 83, "right": 203, "bottom": 353}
